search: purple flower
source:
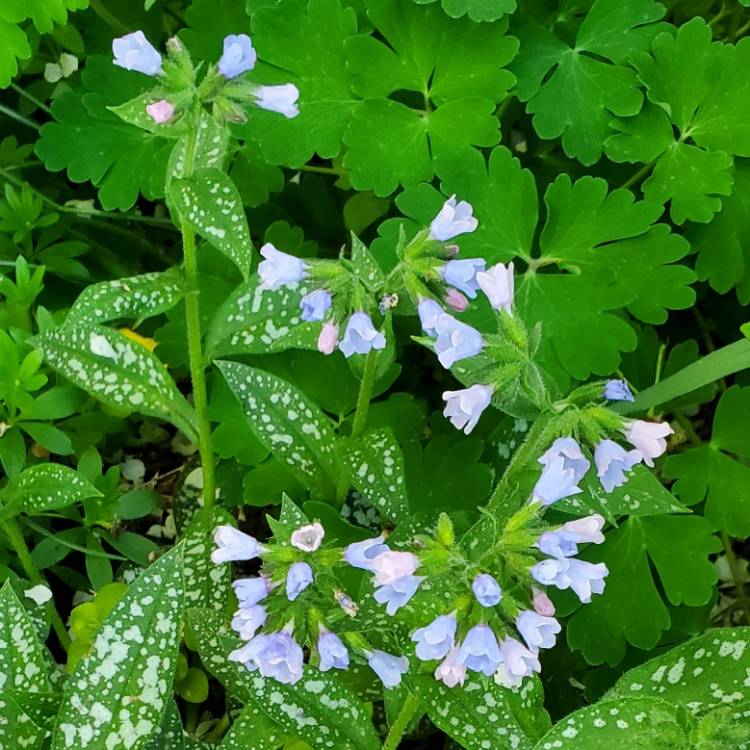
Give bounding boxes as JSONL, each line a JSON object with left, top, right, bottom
{"left": 472, "top": 573, "right": 502, "bottom": 608}
{"left": 212, "top": 526, "right": 263, "bottom": 563}
{"left": 258, "top": 243, "right": 308, "bottom": 290}
{"left": 290, "top": 522, "right": 325, "bottom": 552}
{"left": 344, "top": 536, "right": 389, "bottom": 571}
{"left": 516, "top": 610, "right": 561, "bottom": 651}
{"left": 434, "top": 646, "right": 467, "bottom": 688}
{"left": 595, "top": 439, "right": 641, "bottom": 493}
{"left": 458, "top": 624, "right": 502, "bottom": 676}
{"left": 286, "top": 561, "right": 313, "bottom": 601}
{"left": 233, "top": 577, "right": 272, "bottom": 608}
{"left": 230, "top": 629, "right": 304, "bottom": 684}
{"left": 429, "top": 195, "right": 478, "bottom": 241}
{"left": 434, "top": 314, "right": 484, "bottom": 369}
{"left": 146, "top": 100, "right": 174, "bottom": 124}
{"left": 537, "top": 514, "right": 606, "bottom": 558}
{"left": 368, "top": 650, "right": 409, "bottom": 689}
{"left": 442, "top": 385, "right": 493, "bottom": 435}
{"left": 623, "top": 420, "right": 673, "bottom": 467}
{"left": 496, "top": 638, "right": 540, "bottom": 687}
{"left": 477, "top": 262, "right": 514, "bottom": 313}
{"left": 300, "top": 290, "right": 332, "bottom": 322}
{"left": 231, "top": 604, "right": 267, "bottom": 640}
{"left": 338, "top": 312, "right": 386, "bottom": 357}
{"left": 440, "top": 258, "right": 486, "bottom": 298}
{"left": 412, "top": 614, "right": 456, "bottom": 661}
{"left": 374, "top": 575, "right": 422, "bottom": 615}
{"left": 532, "top": 455, "right": 583, "bottom": 506}
{"left": 112, "top": 31, "right": 163, "bottom": 76}
{"left": 532, "top": 587, "right": 556, "bottom": 617}
{"left": 444, "top": 288, "right": 468, "bottom": 312}
{"left": 317, "top": 630, "right": 349, "bottom": 671}
{"left": 254, "top": 84, "right": 300, "bottom": 118}
{"left": 531, "top": 557, "right": 608, "bottom": 603}
{"left": 218, "top": 34, "right": 257, "bottom": 78}
{"left": 417, "top": 298, "right": 444, "bottom": 336}
{"left": 539, "top": 438, "right": 590, "bottom": 483}
{"left": 604, "top": 379, "right": 635, "bottom": 402}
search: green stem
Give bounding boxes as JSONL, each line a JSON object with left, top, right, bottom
{"left": 0, "top": 103, "right": 40, "bottom": 131}
{"left": 181, "top": 111, "right": 216, "bottom": 514}
{"left": 382, "top": 692, "right": 421, "bottom": 750}
{"left": 721, "top": 531, "right": 750, "bottom": 624}
{"left": 0, "top": 518, "right": 71, "bottom": 651}
{"left": 11, "top": 83, "right": 53, "bottom": 116}
{"left": 620, "top": 160, "right": 654, "bottom": 191}
{"left": 89, "top": 0, "right": 130, "bottom": 34}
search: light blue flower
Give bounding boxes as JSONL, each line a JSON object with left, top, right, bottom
{"left": 538, "top": 437, "right": 590, "bottom": 483}
{"left": 254, "top": 84, "right": 300, "bottom": 118}
{"left": 537, "top": 514, "right": 605, "bottom": 558}
{"left": 532, "top": 455, "right": 583, "bottom": 506}
{"left": 457, "top": 624, "right": 502, "bottom": 676}
{"left": 286, "top": 561, "right": 313, "bottom": 601}
{"left": 233, "top": 576, "right": 271, "bottom": 607}
{"left": 230, "top": 604, "right": 267, "bottom": 640}
{"left": 417, "top": 298, "right": 444, "bottom": 336}
{"left": 594, "top": 439, "right": 641, "bottom": 492}
{"left": 472, "top": 573, "right": 502, "bottom": 608}
{"left": 434, "top": 313, "right": 484, "bottom": 369}
{"left": 516, "top": 610, "right": 560, "bottom": 651}
{"left": 300, "top": 289, "right": 332, "bottom": 322}
{"left": 212, "top": 526, "right": 264, "bottom": 563}
{"left": 368, "top": 650, "right": 409, "bottom": 689}
{"left": 440, "top": 258, "right": 486, "bottom": 298}
{"left": 218, "top": 34, "right": 257, "bottom": 78}
{"left": 229, "top": 629, "right": 304, "bottom": 684}
{"left": 343, "top": 536, "right": 389, "bottom": 570}
{"left": 112, "top": 31, "right": 163, "bottom": 76}
{"left": 258, "top": 243, "right": 308, "bottom": 290}
{"left": 317, "top": 630, "right": 349, "bottom": 671}
{"left": 531, "top": 557, "right": 608, "bottom": 603}
{"left": 339, "top": 312, "right": 386, "bottom": 357}
{"left": 373, "top": 575, "right": 422, "bottom": 615}
{"left": 604, "top": 379, "right": 635, "bottom": 402}
{"left": 429, "top": 195, "right": 478, "bottom": 241}
{"left": 442, "top": 384, "right": 493, "bottom": 435}
{"left": 412, "top": 613, "right": 456, "bottom": 661}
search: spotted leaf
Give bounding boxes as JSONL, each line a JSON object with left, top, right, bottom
{"left": 51, "top": 549, "right": 184, "bottom": 750}
{"left": 34, "top": 325, "right": 198, "bottom": 443}
{"left": 219, "top": 704, "right": 287, "bottom": 750}
{"left": 169, "top": 168, "right": 253, "bottom": 280}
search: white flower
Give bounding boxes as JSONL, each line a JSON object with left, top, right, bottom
{"left": 429, "top": 195, "right": 478, "bottom": 241}
{"left": 623, "top": 420, "right": 674, "bottom": 466}
{"left": 290, "top": 522, "right": 324, "bottom": 552}
{"left": 442, "top": 385, "right": 493, "bottom": 434}
{"left": 476, "top": 262, "right": 514, "bottom": 312}
{"left": 370, "top": 551, "right": 420, "bottom": 586}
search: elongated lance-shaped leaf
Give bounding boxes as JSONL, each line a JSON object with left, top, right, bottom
{"left": 349, "top": 233, "right": 384, "bottom": 291}
{"left": 34, "top": 324, "right": 198, "bottom": 442}
{"left": 168, "top": 111, "right": 229, "bottom": 179}
{"left": 0, "top": 693, "right": 47, "bottom": 750}
{"left": 220, "top": 704, "right": 287, "bottom": 750}
{"left": 0, "top": 463, "right": 102, "bottom": 520}
{"left": 217, "top": 361, "right": 339, "bottom": 495}
{"left": 189, "top": 608, "right": 380, "bottom": 750}
{"left": 144, "top": 702, "right": 187, "bottom": 750}
{"left": 169, "top": 168, "right": 252, "bottom": 280}
{"left": 52, "top": 549, "right": 184, "bottom": 750}
{"left": 182, "top": 509, "right": 232, "bottom": 612}
{"left": 64, "top": 269, "right": 183, "bottom": 328}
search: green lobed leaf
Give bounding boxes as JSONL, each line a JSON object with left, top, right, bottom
{"left": 52, "top": 549, "right": 184, "bottom": 750}
{"left": 606, "top": 627, "right": 750, "bottom": 715}
{"left": 34, "top": 324, "right": 198, "bottom": 442}
{"left": 217, "top": 361, "right": 339, "bottom": 495}
{"left": 412, "top": 0, "right": 515, "bottom": 21}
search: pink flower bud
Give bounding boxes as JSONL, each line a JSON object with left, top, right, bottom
{"left": 532, "top": 587, "right": 556, "bottom": 616}
{"left": 444, "top": 288, "right": 468, "bottom": 312}
{"left": 146, "top": 99, "right": 175, "bottom": 124}
{"left": 317, "top": 322, "right": 338, "bottom": 355}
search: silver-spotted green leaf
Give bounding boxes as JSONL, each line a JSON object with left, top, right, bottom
{"left": 109, "top": 94, "right": 187, "bottom": 137}
{"left": 349, "top": 234, "right": 385, "bottom": 292}
{"left": 411, "top": 675, "right": 534, "bottom": 750}
{"left": 51, "top": 549, "right": 184, "bottom": 750}
{"left": 693, "top": 700, "right": 750, "bottom": 750}
{"left": 170, "top": 168, "right": 252, "bottom": 280}
{"left": 533, "top": 697, "right": 687, "bottom": 749}
{"left": 168, "top": 112, "right": 230, "bottom": 179}
{"left": 64, "top": 269, "right": 183, "bottom": 328}
{"left": 182, "top": 510, "right": 232, "bottom": 612}
{"left": 0, "top": 463, "right": 102, "bottom": 519}
{"left": 606, "top": 627, "right": 750, "bottom": 714}
{"left": 340, "top": 428, "right": 408, "bottom": 522}
{"left": 217, "top": 361, "right": 339, "bottom": 495}
{"left": 220, "top": 704, "right": 287, "bottom": 750}
{"left": 34, "top": 325, "right": 198, "bottom": 442}
{"left": 557, "top": 465, "right": 688, "bottom": 523}
{"left": 266, "top": 495, "right": 310, "bottom": 541}
{"left": 189, "top": 608, "right": 380, "bottom": 750}
{"left": 0, "top": 693, "right": 47, "bottom": 750}
{"left": 205, "top": 277, "right": 319, "bottom": 360}
{"left": 144, "top": 702, "right": 187, "bottom": 750}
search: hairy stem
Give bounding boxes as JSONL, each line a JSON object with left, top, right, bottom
{"left": 0, "top": 518, "right": 71, "bottom": 651}
{"left": 181, "top": 113, "right": 216, "bottom": 514}
{"left": 382, "top": 692, "right": 421, "bottom": 750}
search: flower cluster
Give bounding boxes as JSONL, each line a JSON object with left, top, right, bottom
{"left": 112, "top": 30, "right": 299, "bottom": 127}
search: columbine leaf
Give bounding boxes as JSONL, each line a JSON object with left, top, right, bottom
{"left": 511, "top": 0, "right": 665, "bottom": 165}
{"left": 412, "top": 0, "right": 516, "bottom": 22}
{"left": 566, "top": 515, "right": 720, "bottom": 665}
{"left": 189, "top": 608, "right": 380, "bottom": 750}
{"left": 217, "top": 361, "right": 339, "bottom": 495}
{"left": 52, "top": 550, "right": 184, "bottom": 750}
{"left": 664, "top": 385, "right": 750, "bottom": 538}
{"left": 64, "top": 269, "right": 183, "bottom": 328}
{"left": 169, "top": 168, "right": 253, "bottom": 279}
{"left": 0, "top": 463, "right": 102, "bottom": 519}
{"left": 606, "top": 627, "right": 750, "bottom": 714}
{"left": 34, "top": 324, "right": 198, "bottom": 442}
